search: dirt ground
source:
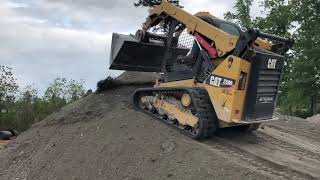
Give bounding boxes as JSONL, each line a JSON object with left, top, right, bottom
{"left": 0, "top": 140, "right": 9, "bottom": 147}
{"left": 1, "top": 72, "right": 320, "bottom": 180}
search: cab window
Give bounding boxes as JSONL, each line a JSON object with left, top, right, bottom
{"left": 219, "top": 23, "right": 241, "bottom": 36}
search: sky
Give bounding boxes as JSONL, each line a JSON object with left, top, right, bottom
{"left": 0, "top": 0, "right": 237, "bottom": 94}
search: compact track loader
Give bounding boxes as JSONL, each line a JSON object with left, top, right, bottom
{"left": 108, "top": 0, "right": 294, "bottom": 139}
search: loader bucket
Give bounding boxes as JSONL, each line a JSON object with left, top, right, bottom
{"left": 109, "top": 33, "right": 188, "bottom": 72}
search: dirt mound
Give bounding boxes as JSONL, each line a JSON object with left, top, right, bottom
{"left": 1, "top": 72, "right": 320, "bottom": 180}
{"left": 268, "top": 112, "right": 320, "bottom": 138}
{"left": 0, "top": 86, "right": 261, "bottom": 180}
{"left": 116, "top": 71, "right": 160, "bottom": 84}
{"left": 96, "top": 72, "right": 159, "bottom": 92}
{"left": 306, "top": 114, "right": 320, "bottom": 123}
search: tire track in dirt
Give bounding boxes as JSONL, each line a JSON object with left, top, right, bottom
{"left": 204, "top": 128, "right": 320, "bottom": 179}
{"left": 197, "top": 138, "right": 315, "bottom": 180}
{"left": 258, "top": 127, "right": 320, "bottom": 156}
{"left": 264, "top": 124, "right": 320, "bottom": 145}
{"left": 255, "top": 132, "right": 320, "bottom": 178}
{"left": 272, "top": 113, "right": 320, "bottom": 140}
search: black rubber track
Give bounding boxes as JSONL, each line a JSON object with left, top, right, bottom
{"left": 132, "top": 87, "right": 218, "bottom": 140}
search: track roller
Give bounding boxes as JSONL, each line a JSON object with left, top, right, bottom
{"left": 132, "top": 87, "right": 218, "bottom": 139}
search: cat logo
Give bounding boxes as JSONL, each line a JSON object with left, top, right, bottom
{"left": 210, "top": 76, "right": 223, "bottom": 87}
{"left": 206, "top": 74, "right": 235, "bottom": 88}
{"left": 268, "top": 59, "right": 277, "bottom": 69}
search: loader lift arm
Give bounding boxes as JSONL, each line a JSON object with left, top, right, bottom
{"left": 138, "top": 0, "right": 293, "bottom": 58}
{"left": 140, "top": 0, "right": 239, "bottom": 57}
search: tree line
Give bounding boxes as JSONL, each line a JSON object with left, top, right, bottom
{"left": 0, "top": 66, "right": 88, "bottom": 131}
{"left": 225, "top": 0, "right": 319, "bottom": 117}
{"left": 136, "top": 0, "right": 320, "bottom": 118}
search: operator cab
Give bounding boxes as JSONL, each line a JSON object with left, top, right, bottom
{"left": 163, "top": 16, "right": 241, "bottom": 82}
{"left": 199, "top": 16, "right": 241, "bottom": 37}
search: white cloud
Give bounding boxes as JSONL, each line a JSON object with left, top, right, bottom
{"left": 3, "top": 1, "right": 29, "bottom": 8}
{"left": 0, "top": 0, "right": 238, "bottom": 94}
{"left": 0, "top": 2, "right": 117, "bottom": 93}
{"left": 181, "top": 0, "right": 235, "bottom": 18}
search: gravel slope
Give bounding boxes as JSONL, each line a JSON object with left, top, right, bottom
{"left": 1, "top": 72, "right": 319, "bottom": 180}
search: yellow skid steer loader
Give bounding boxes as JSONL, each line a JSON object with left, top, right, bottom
{"left": 107, "top": 0, "right": 294, "bottom": 139}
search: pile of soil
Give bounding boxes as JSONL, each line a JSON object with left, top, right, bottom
{"left": 1, "top": 72, "right": 320, "bottom": 180}
{"left": 268, "top": 112, "right": 320, "bottom": 141}
{"left": 306, "top": 114, "right": 320, "bottom": 124}
{"left": 116, "top": 71, "right": 160, "bottom": 84}
{"left": 96, "top": 72, "right": 160, "bottom": 92}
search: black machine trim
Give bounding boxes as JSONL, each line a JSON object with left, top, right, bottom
{"left": 233, "top": 29, "right": 294, "bottom": 58}
{"left": 242, "top": 48, "right": 285, "bottom": 121}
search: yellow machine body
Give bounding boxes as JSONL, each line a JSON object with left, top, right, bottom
{"left": 109, "top": 0, "right": 294, "bottom": 138}
{"left": 158, "top": 55, "right": 253, "bottom": 127}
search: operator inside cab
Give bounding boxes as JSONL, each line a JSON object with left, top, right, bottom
{"left": 178, "top": 16, "right": 242, "bottom": 64}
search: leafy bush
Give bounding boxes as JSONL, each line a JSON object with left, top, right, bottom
{"left": 0, "top": 66, "right": 87, "bottom": 131}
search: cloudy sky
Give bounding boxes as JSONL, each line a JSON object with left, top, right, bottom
{"left": 1, "top": 0, "right": 238, "bottom": 94}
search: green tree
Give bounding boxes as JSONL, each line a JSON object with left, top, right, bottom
{"left": 0, "top": 66, "right": 18, "bottom": 113}
{"left": 224, "top": 0, "right": 253, "bottom": 29}
{"left": 0, "top": 66, "right": 18, "bottom": 129}
{"left": 286, "top": 0, "right": 320, "bottom": 115}
{"left": 0, "top": 69, "right": 87, "bottom": 131}
{"left": 44, "top": 77, "right": 68, "bottom": 112}
{"left": 66, "top": 79, "right": 86, "bottom": 102}
{"left": 14, "top": 85, "right": 38, "bottom": 130}
{"left": 254, "top": 0, "right": 293, "bottom": 36}
{"left": 263, "top": 0, "right": 320, "bottom": 116}
{"left": 44, "top": 78, "right": 86, "bottom": 113}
